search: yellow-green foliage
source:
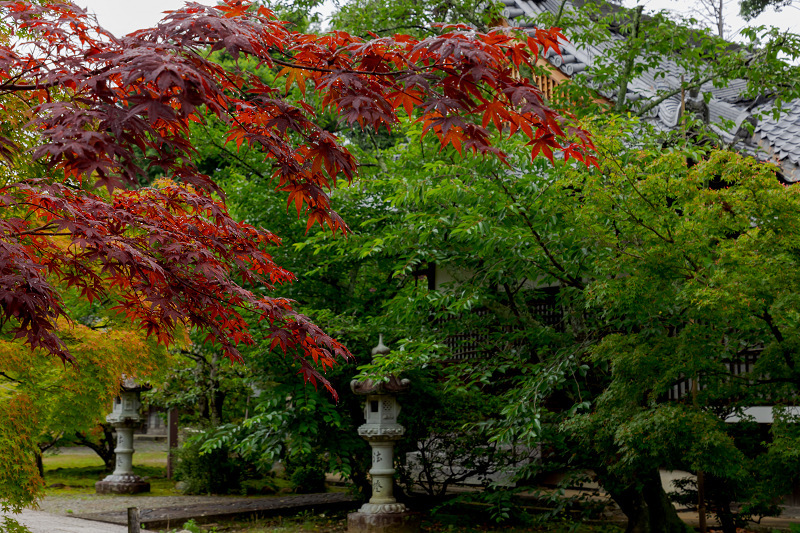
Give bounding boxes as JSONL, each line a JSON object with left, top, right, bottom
{"left": 0, "top": 394, "right": 43, "bottom": 512}
{"left": 0, "top": 318, "right": 172, "bottom": 510}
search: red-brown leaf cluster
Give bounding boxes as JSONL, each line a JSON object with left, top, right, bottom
{"left": 0, "top": 0, "right": 593, "bottom": 397}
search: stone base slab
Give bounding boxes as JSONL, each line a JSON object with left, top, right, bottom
{"left": 347, "top": 511, "right": 421, "bottom": 533}
{"left": 95, "top": 479, "right": 150, "bottom": 494}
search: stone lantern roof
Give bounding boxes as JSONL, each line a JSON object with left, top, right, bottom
{"left": 350, "top": 375, "right": 410, "bottom": 396}
{"left": 120, "top": 375, "right": 151, "bottom": 393}
{"left": 350, "top": 335, "right": 410, "bottom": 396}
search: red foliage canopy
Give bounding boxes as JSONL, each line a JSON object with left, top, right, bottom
{"left": 0, "top": 0, "right": 594, "bottom": 397}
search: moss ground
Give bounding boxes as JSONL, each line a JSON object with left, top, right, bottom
{"left": 155, "top": 511, "right": 625, "bottom": 533}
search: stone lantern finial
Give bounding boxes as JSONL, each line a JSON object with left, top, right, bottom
{"left": 371, "top": 333, "right": 390, "bottom": 357}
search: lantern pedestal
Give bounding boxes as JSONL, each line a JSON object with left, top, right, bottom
{"left": 96, "top": 378, "right": 150, "bottom": 495}
{"left": 95, "top": 424, "right": 150, "bottom": 494}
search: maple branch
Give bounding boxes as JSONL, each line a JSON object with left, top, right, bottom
{"left": 9, "top": 201, "right": 70, "bottom": 223}
{"left": 18, "top": 222, "right": 60, "bottom": 236}
{"left": 554, "top": 0, "right": 569, "bottom": 26}
{"left": 270, "top": 56, "right": 411, "bottom": 77}
{"left": 0, "top": 80, "right": 60, "bottom": 92}
{"left": 635, "top": 41, "right": 785, "bottom": 117}
{"left": 0, "top": 63, "right": 112, "bottom": 94}
{"left": 0, "top": 65, "right": 47, "bottom": 93}
{"left": 366, "top": 130, "right": 387, "bottom": 171}
{"left": 37, "top": 431, "right": 63, "bottom": 453}
{"left": 180, "top": 348, "right": 207, "bottom": 366}
{"left": 501, "top": 281, "right": 526, "bottom": 329}
{"left": 759, "top": 308, "right": 799, "bottom": 377}
{"left": 606, "top": 196, "right": 675, "bottom": 245}
{"left": 762, "top": 309, "right": 785, "bottom": 344}
{"left": 615, "top": 5, "right": 643, "bottom": 113}
{"left": 0, "top": 371, "right": 23, "bottom": 384}
{"left": 269, "top": 52, "right": 464, "bottom": 79}
{"left": 201, "top": 129, "right": 271, "bottom": 183}
{"left": 596, "top": 147, "right": 676, "bottom": 244}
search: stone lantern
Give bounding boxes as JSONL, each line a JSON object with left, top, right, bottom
{"left": 96, "top": 377, "right": 151, "bottom": 494}
{"left": 348, "top": 336, "right": 420, "bottom": 533}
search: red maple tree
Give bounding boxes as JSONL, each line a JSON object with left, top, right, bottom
{"left": 0, "top": 0, "right": 594, "bottom": 397}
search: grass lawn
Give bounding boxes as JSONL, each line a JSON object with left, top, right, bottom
{"left": 43, "top": 446, "right": 173, "bottom": 496}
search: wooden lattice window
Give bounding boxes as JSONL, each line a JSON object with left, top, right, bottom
{"left": 441, "top": 287, "right": 563, "bottom": 362}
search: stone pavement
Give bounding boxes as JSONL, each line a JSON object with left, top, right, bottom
{"left": 3, "top": 492, "right": 357, "bottom": 532}
{"left": 73, "top": 492, "right": 357, "bottom": 530}
{"left": 1, "top": 509, "right": 128, "bottom": 533}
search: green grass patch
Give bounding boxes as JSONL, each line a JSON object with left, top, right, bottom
{"left": 44, "top": 450, "right": 168, "bottom": 469}
{"left": 40, "top": 449, "right": 296, "bottom": 497}
{"left": 42, "top": 450, "right": 174, "bottom": 496}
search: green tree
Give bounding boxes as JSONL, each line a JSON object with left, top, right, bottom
{"left": 331, "top": 0, "right": 495, "bottom": 37}
{"left": 352, "top": 116, "right": 800, "bottom": 533}
{"left": 0, "top": 291, "right": 171, "bottom": 510}
{"left": 0, "top": 0, "right": 592, "bottom": 510}
{"left": 147, "top": 2, "right": 800, "bottom": 530}
{"left": 739, "top": 0, "right": 796, "bottom": 19}
{"left": 314, "top": 4, "right": 800, "bottom": 529}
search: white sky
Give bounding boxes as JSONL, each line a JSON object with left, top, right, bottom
{"left": 79, "top": 0, "right": 798, "bottom": 40}
{"left": 623, "top": 0, "right": 800, "bottom": 41}
{"left": 76, "top": 1, "right": 213, "bottom": 36}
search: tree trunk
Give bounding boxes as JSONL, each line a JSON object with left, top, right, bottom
{"left": 209, "top": 352, "right": 225, "bottom": 426}
{"left": 599, "top": 468, "right": 692, "bottom": 533}
{"left": 614, "top": 5, "right": 644, "bottom": 113}
{"left": 35, "top": 450, "right": 44, "bottom": 479}
{"left": 717, "top": 500, "right": 736, "bottom": 533}
{"left": 36, "top": 435, "right": 62, "bottom": 479}
{"left": 74, "top": 424, "right": 116, "bottom": 472}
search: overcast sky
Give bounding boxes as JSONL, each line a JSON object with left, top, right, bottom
{"left": 78, "top": 0, "right": 797, "bottom": 41}
{"left": 77, "top": 1, "right": 212, "bottom": 36}
{"left": 622, "top": 0, "right": 799, "bottom": 40}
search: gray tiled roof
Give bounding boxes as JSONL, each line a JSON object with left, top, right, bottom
{"left": 757, "top": 100, "right": 800, "bottom": 159}
{"left": 504, "top": 0, "right": 800, "bottom": 181}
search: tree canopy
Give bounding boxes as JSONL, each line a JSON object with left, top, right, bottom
{"left": 248, "top": 2, "right": 800, "bottom": 530}
{"left": 0, "top": 0, "right": 602, "bottom": 512}
{"left": 0, "top": 0, "right": 593, "bottom": 398}
{"left": 739, "top": 0, "right": 795, "bottom": 19}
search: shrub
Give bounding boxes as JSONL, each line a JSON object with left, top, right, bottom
{"left": 285, "top": 453, "right": 327, "bottom": 493}
{"left": 174, "top": 437, "right": 244, "bottom": 495}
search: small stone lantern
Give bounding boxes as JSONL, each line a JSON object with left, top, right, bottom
{"left": 96, "top": 377, "right": 151, "bottom": 494}
{"left": 348, "top": 336, "right": 420, "bottom": 533}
